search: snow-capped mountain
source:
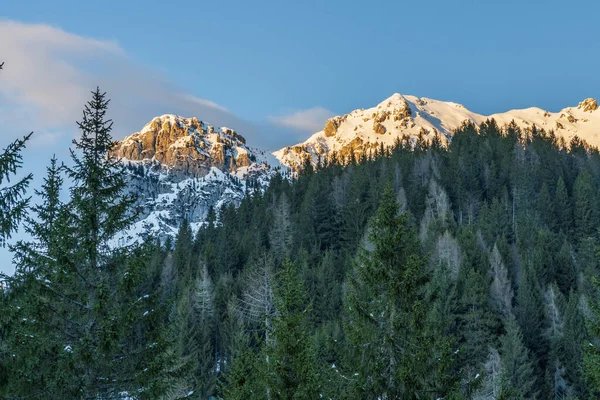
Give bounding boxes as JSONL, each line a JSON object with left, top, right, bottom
{"left": 273, "top": 93, "right": 600, "bottom": 169}
{"left": 110, "top": 95, "right": 600, "bottom": 244}
{"left": 110, "top": 115, "right": 274, "bottom": 245}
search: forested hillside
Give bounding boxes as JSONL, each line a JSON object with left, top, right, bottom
{"left": 3, "top": 87, "right": 600, "bottom": 399}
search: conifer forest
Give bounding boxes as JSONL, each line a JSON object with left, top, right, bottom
{"left": 3, "top": 71, "right": 600, "bottom": 400}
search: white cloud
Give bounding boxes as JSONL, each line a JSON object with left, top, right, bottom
{"left": 269, "top": 107, "right": 334, "bottom": 133}
{"left": 0, "top": 20, "right": 121, "bottom": 127}
{"left": 180, "top": 94, "right": 229, "bottom": 113}
{"left": 0, "top": 19, "right": 320, "bottom": 154}
{"left": 0, "top": 19, "right": 256, "bottom": 148}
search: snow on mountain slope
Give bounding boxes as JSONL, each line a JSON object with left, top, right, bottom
{"left": 110, "top": 115, "right": 275, "bottom": 245}
{"left": 273, "top": 94, "right": 600, "bottom": 169}
{"left": 109, "top": 97, "right": 600, "bottom": 244}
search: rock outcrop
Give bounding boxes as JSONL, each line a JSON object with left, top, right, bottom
{"left": 578, "top": 98, "right": 599, "bottom": 112}
{"left": 112, "top": 115, "right": 252, "bottom": 180}
{"left": 110, "top": 115, "right": 275, "bottom": 246}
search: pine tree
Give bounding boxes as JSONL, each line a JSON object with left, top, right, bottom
{"left": 585, "top": 277, "right": 600, "bottom": 398}
{"left": 555, "top": 176, "right": 572, "bottom": 235}
{"left": 266, "top": 259, "right": 321, "bottom": 400}
{"left": 2, "top": 156, "right": 72, "bottom": 398}
{"left": 0, "top": 133, "right": 33, "bottom": 248}
{"left": 344, "top": 184, "right": 455, "bottom": 399}
{"left": 573, "top": 169, "right": 597, "bottom": 242}
{"left": 4, "top": 88, "right": 179, "bottom": 398}
{"left": 0, "top": 62, "right": 32, "bottom": 248}
{"left": 499, "top": 315, "right": 538, "bottom": 399}
{"left": 515, "top": 265, "right": 548, "bottom": 394}
{"left": 562, "top": 292, "right": 586, "bottom": 396}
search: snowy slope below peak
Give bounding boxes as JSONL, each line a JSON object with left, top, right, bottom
{"left": 110, "top": 115, "right": 277, "bottom": 246}
{"left": 273, "top": 93, "right": 600, "bottom": 169}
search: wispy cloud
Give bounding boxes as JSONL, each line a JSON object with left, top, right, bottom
{"left": 269, "top": 107, "right": 334, "bottom": 134}
{"left": 0, "top": 19, "right": 267, "bottom": 148}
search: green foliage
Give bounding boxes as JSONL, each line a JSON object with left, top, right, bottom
{"left": 268, "top": 260, "right": 321, "bottom": 399}
{"left": 5, "top": 111, "right": 600, "bottom": 398}
{"left": 1, "top": 89, "right": 180, "bottom": 399}
{"left": 500, "top": 315, "right": 538, "bottom": 398}
{"left": 0, "top": 133, "right": 33, "bottom": 248}
{"left": 584, "top": 278, "right": 600, "bottom": 398}
{"left": 343, "top": 184, "right": 457, "bottom": 398}
{"left": 0, "top": 63, "right": 33, "bottom": 249}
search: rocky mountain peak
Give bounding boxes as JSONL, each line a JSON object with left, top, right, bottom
{"left": 275, "top": 93, "right": 600, "bottom": 170}
{"left": 111, "top": 114, "right": 254, "bottom": 180}
{"left": 110, "top": 115, "right": 274, "bottom": 246}
{"left": 578, "top": 98, "right": 598, "bottom": 112}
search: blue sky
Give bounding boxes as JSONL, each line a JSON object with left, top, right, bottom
{"left": 1, "top": 0, "right": 600, "bottom": 273}
{"left": 4, "top": 0, "right": 600, "bottom": 123}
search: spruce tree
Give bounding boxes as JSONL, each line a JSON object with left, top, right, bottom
{"left": 456, "top": 266, "right": 499, "bottom": 377}
{"left": 536, "top": 182, "right": 554, "bottom": 230}
{"left": 554, "top": 176, "right": 572, "bottom": 235}
{"left": 0, "top": 61, "right": 32, "bottom": 248}
{"left": 556, "top": 238, "right": 577, "bottom": 295}
{"left": 585, "top": 277, "right": 600, "bottom": 398}
{"left": 573, "top": 169, "right": 597, "bottom": 242}
{"left": 220, "top": 317, "right": 264, "bottom": 399}
{"left": 2, "top": 156, "right": 71, "bottom": 398}
{"left": 266, "top": 259, "right": 321, "bottom": 400}
{"left": 499, "top": 315, "right": 538, "bottom": 399}
{"left": 11, "top": 155, "right": 65, "bottom": 267}
{"left": 4, "top": 88, "right": 179, "bottom": 398}
{"left": 562, "top": 292, "right": 586, "bottom": 396}
{"left": 515, "top": 265, "right": 548, "bottom": 394}
{"left": 0, "top": 133, "right": 32, "bottom": 248}
{"left": 344, "top": 184, "right": 455, "bottom": 399}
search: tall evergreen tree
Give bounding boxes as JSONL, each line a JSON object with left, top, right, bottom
{"left": 585, "top": 277, "right": 600, "bottom": 398}
{"left": 554, "top": 176, "right": 572, "bottom": 235}
{"left": 266, "top": 260, "right": 321, "bottom": 400}
{"left": 3, "top": 88, "right": 179, "bottom": 398}
{"left": 0, "top": 133, "right": 32, "bottom": 248}
{"left": 515, "top": 264, "right": 548, "bottom": 394}
{"left": 344, "top": 184, "right": 456, "bottom": 399}
{"left": 0, "top": 62, "right": 32, "bottom": 248}
{"left": 220, "top": 313, "right": 265, "bottom": 399}
{"left": 499, "top": 315, "right": 538, "bottom": 399}
{"left": 562, "top": 292, "right": 586, "bottom": 397}
{"left": 2, "top": 156, "right": 72, "bottom": 398}
{"left": 573, "top": 169, "right": 597, "bottom": 242}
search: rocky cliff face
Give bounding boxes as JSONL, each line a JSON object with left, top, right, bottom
{"left": 111, "top": 115, "right": 254, "bottom": 180}
{"left": 111, "top": 115, "right": 274, "bottom": 245}
{"left": 578, "top": 98, "right": 599, "bottom": 113}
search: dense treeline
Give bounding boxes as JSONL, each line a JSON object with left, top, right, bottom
{"left": 3, "top": 83, "right": 600, "bottom": 398}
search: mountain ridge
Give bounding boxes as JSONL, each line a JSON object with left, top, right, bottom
{"left": 110, "top": 114, "right": 275, "bottom": 245}
{"left": 110, "top": 94, "right": 599, "bottom": 243}
{"left": 273, "top": 93, "right": 600, "bottom": 169}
